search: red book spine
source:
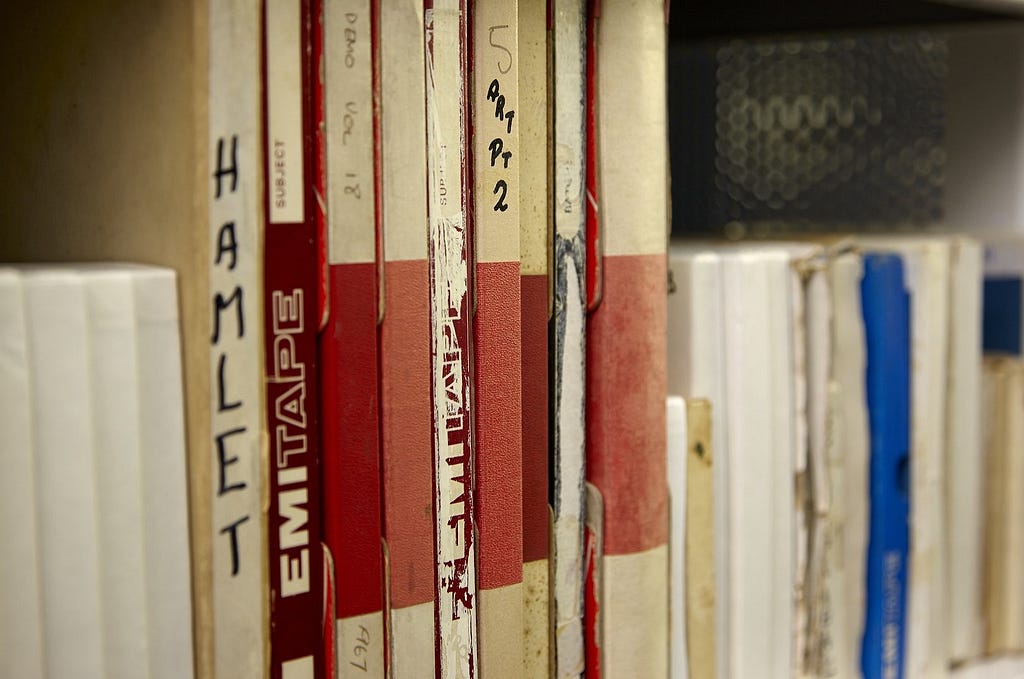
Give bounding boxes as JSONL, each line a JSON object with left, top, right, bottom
{"left": 314, "top": 0, "right": 330, "bottom": 333}
{"left": 262, "top": 1, "right": 324, "bottom": 677}
{"left": 520, "top": 266, "right": 549, "bottom": 657}
{"left": 310, "top": 1, "right": 334, "bottom": 675}
{"left": 582, "top": 6, "right": 600, "bottom": 671}
{"left": 321, "top": 0, "right": 387, "bottom": 676}
{"left": 424, "top": 1, "right": 480, "bottom": 675}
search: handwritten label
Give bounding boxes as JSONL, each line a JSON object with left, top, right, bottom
{"left": 337, "top": 612, "right": 385, "bottom": 677}
{"left": 475, "top": 12, "right": 520, "bottom": 266}
{"left": 211, "top": 135, "right": 256, "bottom": 573}
{"left": 348, "top": 624, "right": 371, "bottom": 671}
{"left": 327, "top": 5, "right": 375, "bottom": 265}
{"left": 483, "top": 26, "right": 516, "bottom": 218}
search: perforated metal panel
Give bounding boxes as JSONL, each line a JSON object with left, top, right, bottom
{"left": 669, "top": 32, "right": 948, "bottom": 236}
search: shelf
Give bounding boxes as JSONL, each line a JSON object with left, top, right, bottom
{"left": 669, "top": 0, "right": 1021, "bottom": 40}
{"left": 953, "top": 655, "right": 1024, "bottom": 679}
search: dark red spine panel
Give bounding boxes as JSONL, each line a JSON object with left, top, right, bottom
{"left": 262, "top": 1, "right": 324, "bottom": 677}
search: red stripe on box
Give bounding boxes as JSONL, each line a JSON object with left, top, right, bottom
{"left": 521, "top": 272, "right": 550, "bottom": 563}
{"left": 380, "top": 259, "right": 435, "bottom": 609}
{"left": 585, "top": 0, "right": 602, "bottom": 312}
{"left": 321, "top": 263, "right": 385, "bottom": 618}
{"left": 313, "top": 0, "right": 329, "bottom": 331}
{"left": 475, "top": 260, "right": 524, "bottom": 589}
{"left": 585, "top": 253, "right": 668, "bottom": 555}
{"left": 584, "top": 523, "right": 602, "bottom": 679}
{"left": 323, "top": 549, "right": 337, "bottom": 678}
